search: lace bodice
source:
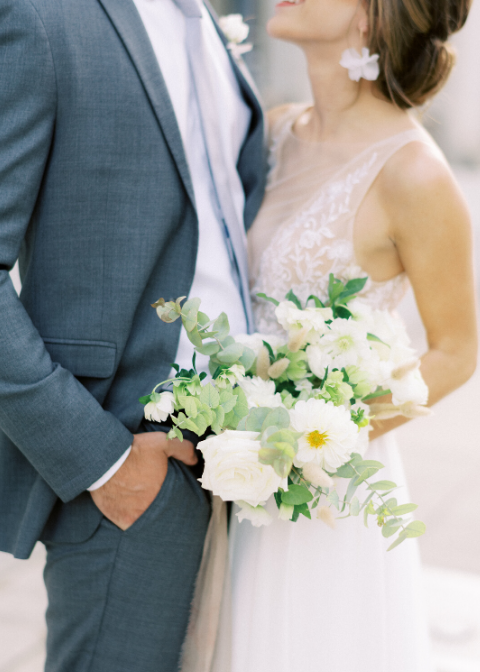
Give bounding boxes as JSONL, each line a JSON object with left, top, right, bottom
{"left": 250, "top": 104, "right": 436, "bottom": 335}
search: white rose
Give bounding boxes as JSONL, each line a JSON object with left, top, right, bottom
{"left": 218, "top": 14, "right": 249, "bottom": 44}
{"left": 199, "top": 430, "right": 285, "bottom": 506}
{"left": 390, "top": 369, "right": 429, "bottom": 406}
{"left": 290, "top": 398, "right": 359, "bottom": 472}
{"left": 238, "top": 376, "right": 283, "bottom": 409}
{"left": 144, "top": 392, "right": 175, "bottom": 423}
{"left": 236, "top": 502, "right": 273, "bottom": 527}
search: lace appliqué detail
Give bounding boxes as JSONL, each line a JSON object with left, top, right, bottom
{"left": 252, "top": 114, "right": 411, "bottom": 336}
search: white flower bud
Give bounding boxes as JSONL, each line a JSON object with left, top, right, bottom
{"left": 256, "top": 346, "right": 271, "bottom": 381}
{"left": 317, "top": 506, "right": 336, "bottom": 529}
{"left": 268, "top": 358, "right": 290, "bottom": 380}
{"left": 288, "top": 326, "right": 309, "bottom": 353}
{"left": 302, "top": 463, "right": 334, "bottom": 489}
{"left": 278, "top": 503, "right": 294, "bottom": 521}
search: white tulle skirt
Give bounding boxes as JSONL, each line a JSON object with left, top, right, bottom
{"left": 228, "top": 433, "right": 434, "bottom": 672}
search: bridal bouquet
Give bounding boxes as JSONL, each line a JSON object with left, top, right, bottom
{"left": 141, "top": 275, "right": 428, "bottom": 551}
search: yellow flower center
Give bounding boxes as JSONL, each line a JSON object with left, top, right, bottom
{"left": 307, "top": 430, "right": 329, "bottom": 450}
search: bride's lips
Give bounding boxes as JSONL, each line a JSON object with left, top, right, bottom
{"left": 275, "top": 0, "right": 305, "bottom": 8}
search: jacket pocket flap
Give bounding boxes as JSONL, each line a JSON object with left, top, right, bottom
{"left": 43, "top": 338, "right": 117, "bottom": 379}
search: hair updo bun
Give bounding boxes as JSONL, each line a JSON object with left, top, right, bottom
{"left": 367, "top": 0, "right": 471, "bottom": 108}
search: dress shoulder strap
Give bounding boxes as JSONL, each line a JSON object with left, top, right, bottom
{"left": 346, "top": 126, "right": 445, "bottom": 221}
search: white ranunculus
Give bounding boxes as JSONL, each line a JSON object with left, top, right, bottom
{"left": 219, "top": 14, "right": 250, "bottom": 44}
{"left": 318, "top": 318, "right": 371, "bottom": 369}
{"left": 144, "top": 392, "right": 175, "bottom": 423}
{"left": 199, "top": 430, "right": 285, "bottom": 506}
{"left": 234, "top": 333, "right": 285, "bottom": 358}
{"left": 238, "top": 376, "right": 283, "bottom": 409}
{"left": 290, "top": 398, "right": 359, "bottom": 472}
{"left": 275, "top": 301, "right": 333, "bottom": 342}
{"left": 236, "top": 501, "right": 273, "bottom": 527}
{"left": 390, "top": 369, "right": 429, "bottom": 406}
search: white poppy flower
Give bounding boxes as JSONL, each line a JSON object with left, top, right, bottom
{"left": 236, "top": 501, "right": 273, "bottom": 527}
{"left": 144, "top": 392, "right": 175, "bottom": 423}
{"left": 318, "top": 318, "right": 371, "bottom": 369}
{"left": 290, "top": 399, "right": 359, "bottom": 472}
{"left": 199, "top": 431, "right": 285, "bottom": 506}
{"left": 238, "top": 376, "right": 283, "bottom": 409}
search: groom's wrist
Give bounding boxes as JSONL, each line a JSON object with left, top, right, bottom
{"left": 87, "top": 446, "right": 132, "bottom": 492}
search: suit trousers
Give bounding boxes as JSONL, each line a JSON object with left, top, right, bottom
{"left": 43, "top": 459, "right": 211, "bottom": 672}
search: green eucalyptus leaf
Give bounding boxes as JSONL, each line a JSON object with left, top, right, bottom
{"left": 282, "top": 484, "right": 313, "bottom": 506}
{"left": 405, "top": 521, "right": 426, "bottom": 538}
{"left": 285, "top": 290, "right": 302, "bottom": 309}
{"left": 350, "top": 497, "right": 361, "bottom": 516}
{"left": 197, "top": 311, "right": 210, "bottom": 327}
{"left": 382, "top": 523, "right": 403, "bottom": 538}
{"left": 363, "top": 500, "right": 375, "bottom": 528}
{"left": 196, "top": 342, "right": 221, "bottom": 357}
{"left": 390, "top": 503, "right": 418, "bottom": 516}
{"left": 261, "top": 407, "right": 291, "bottom": 433}
{"left": 199, "top": 383, "right": 220, "bottom": 409}
{"left": 216, "top": 343, "right": 244, "bottom": 365}
{"left": 213, "top": 313, "right": 230, "bottom": 341}
{"left": 182, "top": 298, "right": 201, "bottom": 332}
{"left": 246, "top": 407, "right": 271, "bottom": 432}
{"left": 387, "top": 530, "right": 409, "bottom": 552}
{"left": 178, "top": 395, "right": 200, "bottom": 418}
{"left": 369, "top": 480, "right": 398, "bottom": 491}
{"left": 256, "top": 293, "right": 279, "bottom": 306}
{"left": 294, "top": 502, "right": 311, "bottom": 520}
{"left": 354, "top": 467, "right": 380, "bottom": 486}
{"left": 327, "top": 490, "right": 340, "bottom": 510}
{"left": 335, "top": 463, "right": 356, "bottom": 479}
{"left": 307, "top": 294, "right": 325, "bottom": 308}
{"left": 186, "top": 326, "right": 203, "bottom": 348}
{"left": 238, "top": 346, "right": 256, "bottom": 372}
{"left": 224, "top": 387, "right": 249, "bottom": 429}
{"left": 219, "top": 390, "right": 238, "bottom": 414}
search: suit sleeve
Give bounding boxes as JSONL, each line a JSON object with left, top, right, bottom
{"left": 0, "top": 0, "right": 133, "bottom": 502}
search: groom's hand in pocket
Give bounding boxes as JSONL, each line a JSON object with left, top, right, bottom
{"left": 90, "top": 432, "right": 198, "bottom": 530}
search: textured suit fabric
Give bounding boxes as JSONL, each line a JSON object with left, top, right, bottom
{"left": 0, "top": 0, "right": 265, "bottom": 559}
{"left": 44, "top": 460, "right": 211, "bottom": 672}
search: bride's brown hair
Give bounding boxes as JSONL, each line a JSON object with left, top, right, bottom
{"left": 366, "top": 0, "right": 471, "bottom": 108}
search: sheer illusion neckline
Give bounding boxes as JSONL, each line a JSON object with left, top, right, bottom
{"left": 287, "top": 104, "right": 426, "bottom": 159}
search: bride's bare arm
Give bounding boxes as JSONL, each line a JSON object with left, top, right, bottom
{"left": 367, "top": 143, "right": 478, "bottom": 440}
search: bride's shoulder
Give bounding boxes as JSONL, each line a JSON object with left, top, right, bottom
{"left": 377, "top": 138, "right": 470, "bottom": 235}
{"left": 266, "top": 104, "right": 293, "bottom": 127}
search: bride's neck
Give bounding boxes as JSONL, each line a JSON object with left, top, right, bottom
{"left": 299, "top": 47, "right": 393, "bottom": 143}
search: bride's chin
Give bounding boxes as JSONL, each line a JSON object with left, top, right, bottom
{"left": 267, "top": 16, "right": 298, "bottom": 40}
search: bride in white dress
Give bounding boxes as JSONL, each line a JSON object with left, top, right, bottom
{"left": 227, "top": 1, "right": 478, "bottom": 671}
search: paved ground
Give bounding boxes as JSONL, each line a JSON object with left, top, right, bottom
{"left": 2, "top": 166, "right": 480, "bottom": 671}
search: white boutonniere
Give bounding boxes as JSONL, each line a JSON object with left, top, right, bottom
{"left": 219, "top": 14, "right": 253, "bottom": 60}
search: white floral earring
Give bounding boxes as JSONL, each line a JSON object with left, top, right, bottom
{"left": 340, "top": 47, "right": 380, "bottom": 82}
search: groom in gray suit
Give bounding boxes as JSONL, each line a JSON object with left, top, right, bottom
{"left": 0, "top": 0, "right": 264, "bottom": 669}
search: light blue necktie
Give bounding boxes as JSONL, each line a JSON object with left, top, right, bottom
{"left": 172, "top": 0, "right": 253, "bottom": 331}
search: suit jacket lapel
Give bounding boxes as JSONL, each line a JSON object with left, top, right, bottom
{"left": 97, "top": 0, "right": 196, "bottom": 208}
{"left": 204, "top": 0, "right": 265, "bottom": 122}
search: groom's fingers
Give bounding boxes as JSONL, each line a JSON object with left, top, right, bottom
{"left": 163, "top": 437, "right": 198, "bottom": 466}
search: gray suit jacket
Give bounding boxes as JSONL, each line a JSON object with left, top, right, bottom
{"left": 0, "top": 0, "right": 265, "bottom": 558}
